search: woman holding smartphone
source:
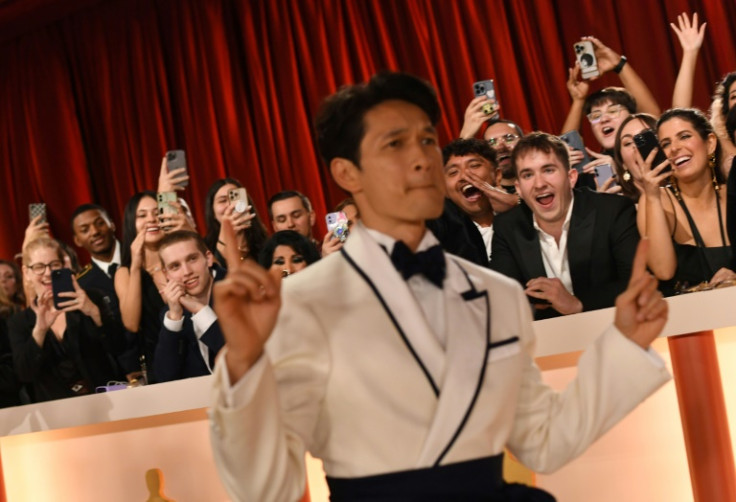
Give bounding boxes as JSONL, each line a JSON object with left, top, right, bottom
{"left": 8, "top": 237, "right": 123, "bottom": 401}
{"left": 114, "top": 191, "right": 167, "bottom": 382}
{"left": 204, "top": 178, "right": 269, "bottom": 267}
{"left": 637, "top": 108, "right": 735, "bottom": 294}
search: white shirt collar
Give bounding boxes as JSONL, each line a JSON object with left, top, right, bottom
{"left": 363, "top": 224, "right": 440, "bottom": 255}
{"left": 91, "top": 240, "right": 122, "bottom": 272}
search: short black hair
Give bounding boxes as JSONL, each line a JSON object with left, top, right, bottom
{"left": 511, "top": 132, "right": 570, "bottom": 176}
{"left": 70, "top": 203, "right": 111, "bottom": 232}
{"left": 258, "top": 230, "right": 321, "bottom": 269}
{"left": 483, "top": 118, "right": 524, "bottom": 138}
{"left": 267, "top": 190, "right": 312, "bottom": 221}
{"left": 314, "top": 71, "right": 441, "bottom": 166}
{"left": 442, "top": 138, "right": 497, "bottom": 166}
{"left": 583, "top": 87, "right": 637, "bottom": 116}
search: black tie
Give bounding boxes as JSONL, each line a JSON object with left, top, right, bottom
{"left": 108, "top": 263, "right": 118, "bottom": 278}
{"left": 390, "top": 241, "right": 446, "bottom": 288}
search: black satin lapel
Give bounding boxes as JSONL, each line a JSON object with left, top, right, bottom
{"left": 340, "top": 248, "right": 440, "bottom": 397}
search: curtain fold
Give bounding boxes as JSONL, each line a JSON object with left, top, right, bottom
{"left": 1, "top": 0, "right": 735, "bottom": 261}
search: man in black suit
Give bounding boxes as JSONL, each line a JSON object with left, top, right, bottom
{"left": 72, "top": 204, "right": 121, "bottom": 317}
{"left": 491, "top": 132, "right": 639, "bottom": 320}
{"left": 155, "top": 230, "right": 225, "bottom": 382}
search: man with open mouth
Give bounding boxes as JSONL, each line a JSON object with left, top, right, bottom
{"left": 491, "top": 132, "right": 640, "bottom": 320}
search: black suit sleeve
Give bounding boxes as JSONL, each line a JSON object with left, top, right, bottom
{"left": 489, "top": 214, "right": 526, "bottom": 286}
{"left": 580, "top": 197, "right": 639, "bottom": 312}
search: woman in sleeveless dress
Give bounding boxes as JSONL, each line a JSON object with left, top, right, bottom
{"left": 637, "top": 108, "right": 735, "bottom": 295}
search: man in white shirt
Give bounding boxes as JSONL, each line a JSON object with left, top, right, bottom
{"left": 491, "top": 132, "right": 639, "bottom": 319}
{"left": 209, "top": 72, "right": 668, "bottom": 501}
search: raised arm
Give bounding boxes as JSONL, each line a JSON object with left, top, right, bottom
{"left": 114, "top": 229, "right": 146, "bottom": 332}
{"left": 671, "top": 13, "right": 707, "bottom": 108}
{"left": 560, "top": 63, "right": 589, "bottom": 134}
{"left": 586, "top": 36, "right": 661, "bottom": 117}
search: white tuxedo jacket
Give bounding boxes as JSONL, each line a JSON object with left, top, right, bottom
{"left": 209, "top": 224, "right": 671, "bottom": 501}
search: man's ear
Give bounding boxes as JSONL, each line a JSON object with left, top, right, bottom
{"left": 568, "top": 167, "right": 579, "bottom": 188}
{"left": 330, "top": 158, "right": 362, "bottom": 194}
{"left": 205, "top": 250, "right": 214, "bottom": 268}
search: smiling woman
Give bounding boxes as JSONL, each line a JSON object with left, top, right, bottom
{"left": 637, "top": 108, "right": 735, "bottom": 294}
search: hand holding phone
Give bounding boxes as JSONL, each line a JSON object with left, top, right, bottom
{"left": 51, "top": 268, "right": 75, "bottom": 310}
{"left": 633, "top": 130, "right": 670, "bottom": 173}
{"left": 228, "top": 188, "right": 249, "bottom": 214}
{"left": 472, "top": 79, "right": 500, "bottom": 118}
{"left": 574, "top": 41, "right": 599, "bottom": 80}
{"left": 326, "top": 212, "right": 349, "bottom": 243}
{"left": 165, "top": 150, "right": 188, "bottom": 188}
{"left": 559, "top": 130, "right": 592, "bottom": 172}
{"left": 29, "top": 203, "right": 47, "bottom": 224}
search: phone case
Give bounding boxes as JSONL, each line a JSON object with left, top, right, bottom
{"left": 633, "top": 131, "right": 669, "bottom": 172}
{"left": 559, "top": 131, "right": 591, "bottom": 172}
{"left": 157, "top": 192, "right": 178, "bottom": 215}
{"left": 228, "top": 188, "right": 249, "bottom": 213}
{"left": 51, "top": 268, "right": 75, "bottom": 310}
{"left": 29, "top": 203, "right": 47, "bottom": 224}
{"left": 165, "top": 149, "right": 188, "bottom": 187}
{"left": 325, "top": 212, "right": 349, "bottom": 242}
{"left": 594, "top": 163, "right": 616, "bottom": 188}
{"left": 472, "top": 79, "right": 495, "bottom": 100}
{"left": 574, "top": 41, "right": 599, "bottom": 79}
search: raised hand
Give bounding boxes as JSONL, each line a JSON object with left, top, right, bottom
{"left": 459, "top": 96, "right": 497, "bottom": 139}
{"left": 23, "top": 214, "right": 51, "bottom": 249}
{"left": 31, "top": 289, "right": 61, "bottom": 334}
{"left": 637, "top": 149, "right": 671, "bottom": 198}
{"left": 157, "top": 156, "right": 190, "bottom": 193}
{"left": 566, "top": 63, "right": 590, "bottom": 101}
{"left": 614, "top": 239, "right": 668, "bottom": 348}
{"left": 465, "top": 170, "right": 519, "bottom": 213}
{"left": 57, "top": 276, "right": 102, "bottom": 325}
{"left": 321, "top": 230, "right": 344, "bottom": 257}
{"left": 160, "top": 279, "right": 186, "bottom": 320}
{"left": 671, "top": 12, "right": 706, "bottom": 53}
{"left": 129, "top": 227, "right": 147, "bottom": 269}
{"left": 213, "top": 220, "right": 282, "bottom": 383}
{"left": 583, "top": 36, "right": 621, "bottom": 75}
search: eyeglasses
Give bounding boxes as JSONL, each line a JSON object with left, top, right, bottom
{"left": 487, "top": 134, "right": 519, "bottom": 147}
{"left": 26, "top": 260, "right": 63, "bottom": 275}
{"left": 587, "top": 105, "right": 624, "bottom": 124}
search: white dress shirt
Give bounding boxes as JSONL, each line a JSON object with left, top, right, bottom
{"left": 473, "top": 222, "right": 493, "bottom": 261}
{"left": 533, "top": 195, "right": 574, "bottom": 294}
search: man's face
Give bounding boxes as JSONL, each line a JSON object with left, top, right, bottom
{"left": 515, "top": 149, "right": 577, "bottom": 229}
{"left": 160, "top": 240, "right": 214, "bottom": 298}
{"left": 444, "top": 154, "right": 495, "bottom": 222}
{"left": 483, "top": 122, "right": 521, "bottom": 181}
{"left": 271, "top": 196, "right": 315, "bottom": 238}
{"left": 72, "top": 209, "right": 116, "bottom": 258}
{"left": 588, "top": 100, "right": 630, "bottom": 150}
{"left": 348, "top": 100, "right": 445, "bottom": 232}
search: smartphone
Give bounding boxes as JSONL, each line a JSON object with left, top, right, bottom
{"left": 574, "top": 41, "right": 599, "bottom": 80}
{"left": 633, "top": 130, "right": 670, "bottom": 173}
{"left": 594, "top": 163, "right": 617, "bottom": 188}
{"left": 228, "top": 187, "right": 249, "bottom": 214}
{"left": 51, "top": 268, "right": 75, "bottom": 310}
{"left": 165, "top": 149, "right": 188, "bottom": 188}
{"left": 156, "top": 191, "right": 178, "bottom": 216}
{"left": 29, "top": 203, "right": 47, "bottom": 224}
{"left": 325, "top": 211, "right": 349, "bottom": 243}
{"left": 472, "top": 79, "right": 500, "bottom": 118}
{"left": 559, "top": 130, "right": 592, "bottom": 173}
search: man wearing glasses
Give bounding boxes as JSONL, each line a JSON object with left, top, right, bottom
{"left": 483, "top": 119, "right": 524, "bottom": 193}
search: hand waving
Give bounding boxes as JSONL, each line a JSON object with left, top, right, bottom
{"left": 670, "top": 12, "right": 706, "bottom": 53}
{"left": 213, "top": 219, "right": 282, "bottom": 383}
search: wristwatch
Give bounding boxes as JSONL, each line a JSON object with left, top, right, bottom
{"left": 613, "top": 55, "right": 628, "bottom": 74}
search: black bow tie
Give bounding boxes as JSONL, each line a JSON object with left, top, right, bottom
{"left": 390, "top": 241, "right": 446, "bottom": 288}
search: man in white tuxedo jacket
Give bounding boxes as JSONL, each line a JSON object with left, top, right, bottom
{"left": 208, "top": 72, "right": 671, "bottom": 501}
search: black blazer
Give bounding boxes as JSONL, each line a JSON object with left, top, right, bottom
{"left": 427, "top": 198, "right": 490, "bottom": 267}
{"left": 491, "top": 188, "right": 639, "bottom": 319}
{"left": 7, "top": 291, "right": 125, "bottom": 402}
{"left": 77, "top": 261, "right": 120, "bottom": 319}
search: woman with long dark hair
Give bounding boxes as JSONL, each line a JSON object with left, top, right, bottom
{"left": 638, "top": 108, "right": 734, "bottom": 294}
{"left": 113, "top": 191, "right": 167, "bottom": 380}
{"left": 204, "top": 178, "right": 269, "bottom": 267}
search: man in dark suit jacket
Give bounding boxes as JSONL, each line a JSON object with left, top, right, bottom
{"left": 71, "top": 204, "right": 122, "bottom": 318}
{"left": 491, "top": 132, "right": 639, "bottom": 320}
{"left": 155, "top": 230, "right": 225, "bottom": 382}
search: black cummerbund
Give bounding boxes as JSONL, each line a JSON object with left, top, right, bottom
{"left": 326, "top": 454, "right": 555, "bottom": 501}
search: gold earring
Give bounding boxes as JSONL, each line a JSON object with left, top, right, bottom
{"left": 709, "top": 153, "right": 719, "bottom": 191}
{"left": 670, "top": 174, "right": 681, "bottom": 200}
{"left": 622, "top": 170, "right": 631, "bottom": 182}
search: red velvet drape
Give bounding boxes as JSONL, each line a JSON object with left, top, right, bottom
{"left": 2, "top": 0, "right": 735, "bottom": 262}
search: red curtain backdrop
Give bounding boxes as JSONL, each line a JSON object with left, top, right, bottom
{"left": 1, "top": 0, "right": 735, "bottom": 262}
